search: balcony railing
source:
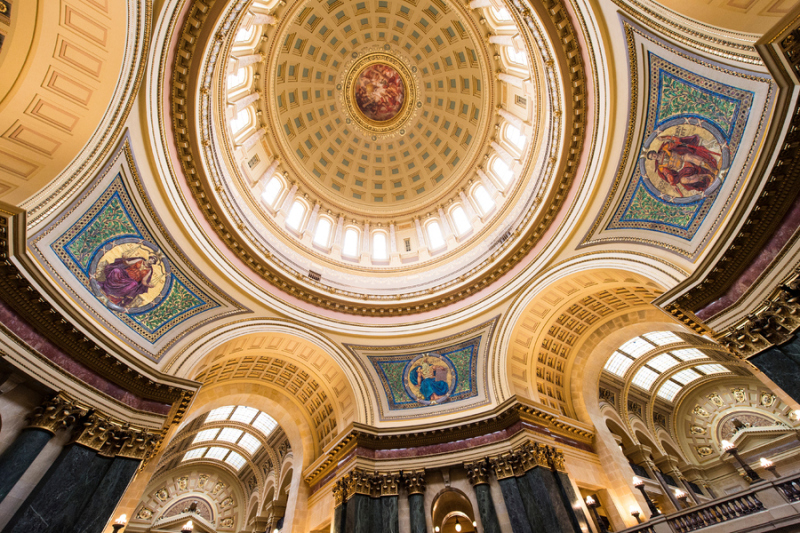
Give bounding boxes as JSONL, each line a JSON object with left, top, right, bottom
{"left": 618, "top": 473, "right": 800, "bottom": 533}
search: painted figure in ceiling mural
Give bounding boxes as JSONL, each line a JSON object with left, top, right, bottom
{"left": 354, "top": 63, "right": 405, "bottom": 122}
{"left": 404, "top": 354, "right": 456, "bottom": 405}
{"left": 640, "top": 119, "right": 729, "bottom": 202}
{"left": 90, "top": 240, "right": 170, "bottom": 313}
{"left": 646, "top": 134, "right": 720, "bottom": 195}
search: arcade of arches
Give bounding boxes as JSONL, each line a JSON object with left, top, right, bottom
{"left": 4, "top": 0, "right": 800, "bottom": 532}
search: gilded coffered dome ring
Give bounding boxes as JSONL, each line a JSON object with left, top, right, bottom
{"left": 173, "top": 0, "right": 586, "bottom": 316}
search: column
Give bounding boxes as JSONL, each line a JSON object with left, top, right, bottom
{"left": 241, "top": 127, "right": 266, "bottom": 150}
{"left": 360, "top": 221, "right": 370, "bottom": 262}
{"left": 389, "top": 223, "right": 398, "bottom": 258}
{"left": 512, "top": 446, "right": 560, "bottom": 533}
{"left": 304, "top": 203, "right": 320, "bottom": 238}
{"left": 233, "top": 91, "right": 260, "bottom": 112}
{"left": 379, "top": 473, "right": 400, "bottom": 533}
{"left": 477, "top": 168, "right": 501, "bottom": 197}
{"left": 68, "top": 426, "right": 158, "bottom": 533}
{"left": 0, "top": 395, "right": 80, "bottom": 505}
{"left": 413, "top": 219, "right": 427, "bottom": 253}
{"left": 404, "top": 470, "right": 427, "bottom": 533}
{"left": 331, "top": 479, "right": 347, "bottom": 533}
{"left": 437, "top": 207, "right": 455, "bottom": 244}
{"left": 498, "top": 108, "right": 526, "bottom": 129}
{"left": 459, "top": 190, "right": 480, "bottom": 224}
{"left": 234, "top": 53, "right": 264, "bottom": 70}
{"left": 332, "top": 215, "right": 345, "bottom": 253}
{"left": 464, "top": 461, "right": 501, "bottom": 533}
{"left": 488, "top": 35, "right": 515, "bottom": 46}
{"left": 279, "top": 183, "right": 298, "bottom": 216}
{"left": 344, "top": 469, "right": 373, "bottom": 533}
{"left": 491, "top": 141, "right": 517, "bottom": 164}
{"left": 251, "top": 13, "right": 279, "bottom": 25}
{"left": 750, "top": 336, "right": 800, "bottom": 403}
{"left": 546, "top": 447, "right": 592, "bottom": 533}
{"left": 257, "top": 158, "right": 280, "bottom": 186}
{"left": 489, "top": 455, "right": 533, "bottom": 533}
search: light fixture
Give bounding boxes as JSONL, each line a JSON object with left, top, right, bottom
{"left": 112, "top": 514, "right": 127, "bottom": 533}
{"left": 632, "top": 476, "right": 660, "bottom": 517}
{"left": 434, "top": 527, "right": 440, "bottom": 532}
{"left": 632, "top": 476, "right": 644, "bottom": 488}
{"left": 721, "top": 440, "right": 761, "bottom": 483}
{"left": 630, "top": 506, "right": 641, "bottom": 524}
{"left": 585, "top": 495, "right": 596, "bottom": 506}
{"left": 181, "top": 520, "right": 193, "bottom": 533}
{"left": 674, "top": 488, "right": 689, "bottom": 509}
{"left": 472, "top": 521, "right": 477, "bottom": 527}
{"left": 721, "top": 439, "right": 735, "bottom": 452}
{"left": 455, "top": 518, "right": 462, "bottom": 532}
{"left": 760, "top": 457, "right": 780, "bottom": 478}
{"left": 674, "top": 489, "right": 686, "bottom": 499}
{"left": 791, "top": 409, "right": 800, "bottom": 421}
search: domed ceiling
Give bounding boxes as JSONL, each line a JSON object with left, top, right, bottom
{"left": 176, "top": 0, "right": 580, "bottom": 316}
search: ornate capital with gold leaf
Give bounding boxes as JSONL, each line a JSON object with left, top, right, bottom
{"left": 26, "top": 393, "right": 85, "bottom": 434}
{"left": 548, "top": 447, "right": 567, "bottom": 472}
{"left": 71, "top": 410, "right": 162, "bottom": 462}
{"left": 464, "top": 461, "right": 490, "bottom": 486}
{"left": 515, "top": 442, "right": 550, "bottom": 472}
{"left": 343, "top": 468, "right": 374, "bottom": 500}
{"left": 332, "top": 478, "right": 347, "bottom": 507}
{"left": 489, "top": 453, "right": 517, "bottom": 480}
{"left": 379, "top": 472, "right": 401, "bottom": 496}
{"left": 403, "top": 469, "right": 426, "bottom": 495}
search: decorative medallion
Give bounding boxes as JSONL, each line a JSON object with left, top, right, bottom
{"left": 353, "top": 63, "right": 405, "bottom": 122}
{"left": 731, "top": 387, "right": 746, "bottom": 402}
{"left": 403, "top": 353, "right": 457, "bottom": 406}
{"left": 341, "top": 51, "right": 418, "bottom": 135}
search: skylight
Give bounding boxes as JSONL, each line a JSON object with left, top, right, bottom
{"left": 193, "top": 429, "right": 219, "bottom": 444}
{"left": 252, "top": 413, "right": 278, "bottom": 435}
{"left": 647, "top": 354, "right": 679, "bottom": 373}
{"left": 238, "top": 433, "right": 262, "bottom": 454}
{"left": 672, "top": 369, "right": 702, "bottom": 385}
{"left": 183, "top": 447, "right": 207, "bottom": 461}
{"left": 206, "top": 406, "right": 234, "bottom": 422}
{"left": 225, "top": 451, "right": 247, "bottom": 471}
{"left": 671, "top": 348, "right": 707, "bottom": 361}
{"left": 604, "top": 351, "right": 634, "bottom": 377}
{"left": 657, "top": 381, "right": 682, "bottom": 402}
{"left": 204, "top": 406, "right": 278, "bottom": 439}
{"left": 696, "top": 364, "right": 728, "bottom": 375}
{"left": 642, "top": 331, "right": 682, "bottom": 346}
{"left": 217, "top": 428, "right": 244, "bottom": 443}
{"left": 632, "top": 367, "right": 659, "bottom": 391}
{"left": 619, "top": 337, "right": 654, "bottom": 358}
{"left": 205, "top": 446, "right": 229, "bottom": 461}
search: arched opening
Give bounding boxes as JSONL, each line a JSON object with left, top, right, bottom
{"left": 431, "top": 488, "right": 477, "bottom": 533}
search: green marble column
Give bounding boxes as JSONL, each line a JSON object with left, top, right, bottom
{"left": 331, "top": 477, "right": 347, "bottom": 533}
{"left": 0, "top": 428, "right": 52, "bottom": 504}
{"left": 3, "top": 443, "right": 111, "bottom": 533}
{"left": 751, "top": 336, "right": 800, "bottom": 402}
{"left": 496, "top": 478, "right": 534, "bottom": 533}
{"left": 521, "top": 467, "right": 572, "bottom": 533}
{"left": 381, "top": 495, "right": 399, "bottom": 533}
{"left": 344, "top": 493, "right": 372, "bottom": 533}
{"left": 408, "top": 493, "right": 427, "bottom": 533}
{"left": 473, "top": 483, "right": 502, "bottom": 533}
{"left": 67, "top": 455, "right": 140, "bottom": 533}
{"left": 553, "top": 470, "right": 591, "bottom": 533}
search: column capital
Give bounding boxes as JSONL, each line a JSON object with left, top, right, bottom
{"left": 403, "top": 469, "right": 426, "bottom": 495}
{"left": 71, "top": 411, "right": 163, "bottom": 462}
{"left": 26, "top": 393, "right": 85, "bottom": 434}
{"left": 333, "top": 478, "right": 347, "bottom": 506}
{"left": 464, "top": 461, "right": 491, "bottom": 485}
{"left": 343, "top": 468, "right": 373, "bottom": 500}
{"left": 547, "top": 447, "right": 567, "bottom": 473}
{"left": 489, "top": 453, "right": 516, "bottom": 480}
{"left": 379, "top": 472, "right": 402, "bottom": 496}
{"left": 515, "top": 441, "right": 550, "bottom": 472}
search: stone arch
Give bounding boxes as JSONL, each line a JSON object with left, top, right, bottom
{"left": 167, "top": 321, "right": 369, "bottom": 428}
{"left": 502, "top": 268, "right": 665, "bottom": 416}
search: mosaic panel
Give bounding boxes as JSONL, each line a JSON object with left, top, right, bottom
{"left": 606, "top": 53, "right": 753, "bottom": 240}
{"left": 368, "top": 336, "right": 479, "bottom": 410}
{"left": 51, "top": 174, "right": 216, "bottom": 341}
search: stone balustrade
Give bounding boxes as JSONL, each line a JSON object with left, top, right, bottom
{"left": 618, "top": 473, "right": 800, "bottom": 533}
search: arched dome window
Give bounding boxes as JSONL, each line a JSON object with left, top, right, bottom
{"left": 286, "top": 200, "right": 307, "bottom": 231}
{"left": 506, "top": 47, "right": 528, "bottom": 66}
{"left": 491, "top": 157, "right": 514, "bottom": 185}
{"left": 235, "top": 25, "right": 255, "bottom": 43}
{"left": 230, "top": 108, "right": 251, "bottom": 135}
{"left": 342, "top": 227, "right": 360, "bottom": 257}
{"left": 472, "top": 185, "right": 495, "bottom": 215}
{"left": 505, "top": 124, "right": 527, "bottom": 151}
{"left": 261, "top": 175, "right": 284, "bottom": 208}
{"left": 372, "top": 231, "right": 388, "bottom": 260}
{"left": 491, "top": 6, "right": 512, "bottom": 21}
{"left": 227, "top": 67, "right": 248, "bottom": 91}
{"left": 313, "top": 217, "right": 333, "bottom": 247}
{"left": 426, "top": 220, "right": 445, "bottom": 250}
{"left": 450, "top": 206, "right": 471, "bottom": 236}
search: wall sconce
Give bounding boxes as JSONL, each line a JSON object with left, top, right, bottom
{"left": 760, "top": 457, "right": 780, "bottom": 478}
{"left": 112, "top": 515, "right": 127, "bottom": 533}
{"left": 181, "top": 520, "right": 193, "bottom": 533}
{"left": 632, "top": 476, "right": 660, "bottom": 517}
{"left": 630, "top": 507, "right": 641, "bottom": 524}
{"left": 721, "top": 440, "right": 761, "bottom": 483}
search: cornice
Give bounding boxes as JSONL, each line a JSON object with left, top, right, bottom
{"left": 166, "top": 0, "right": 588, "bottom": 316}
{"left": 302, "top": 396, "right": 594, "bottom": 487}
{"left": 0, "top": 204, "right": 195, "bottom": 405}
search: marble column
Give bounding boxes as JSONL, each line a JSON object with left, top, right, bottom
{"left": 343, "top": 469, "right": 373, "bottom": 533}
{"left": 67, "top": 455, "right": 140, "bottom": 533}
{"left": 751, "top": 336, "right": 800, "bottom": 402}
{"left": 379, "top": 472, "right": 400, "bottom": 533}
{"left": 548, "top": 449, "right": 591, "bottom": 533}
{"left": 404, "top": 470, "right": 427, "bottom": 533}
{"left": 490, "top": 455, "right": 533, "bottom": 533}
{"left": 3, "top": 443, "right": 107, "bottom": 533}
{"left": 464, "top": 461, "right": 501, "bottom": 533}
{"left": 331, "top": 479, "right": 347, "bottom": 533}
{"left": 514, "top": 445, "right": 568, "bottom": 533}
{"left": 0, "top": 395, "right": 80, "bottom": 504}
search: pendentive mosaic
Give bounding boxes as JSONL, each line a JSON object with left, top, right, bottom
{"left": 51, "top": 174, "right": 217, "bottom": 342}
{"left": 606, "top": 53, "right": 753, "bottom": 240}
{"left": 368, "top": 336, "right": 480, "bottom": 410}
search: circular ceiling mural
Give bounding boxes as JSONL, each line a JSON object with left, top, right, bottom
{"left": 353, "top": 62, "right": 405, "bottom": 122}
